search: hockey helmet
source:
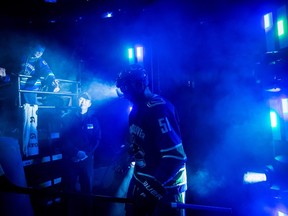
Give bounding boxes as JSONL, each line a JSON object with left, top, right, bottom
{"left": 116, "top": 64, "right": 149, "bottom": 99}
{"left": 116, "top": 64, "right": 148, "bottom": 89}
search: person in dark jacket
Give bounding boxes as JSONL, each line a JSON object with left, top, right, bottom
{"left": 61, "top": 92, "right": 101, "bottom": 215}
{"left": 61, "top": 92, "right": 101, "bottom": 194}
{"left": 116, "top": 64, "right": 188, "bottom": 216}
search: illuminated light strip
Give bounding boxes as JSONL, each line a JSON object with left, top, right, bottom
{"left": 52, "top": 154, "right": 62, "bottom": 161}
{"left": 277, "top": 20, "right": 284, "bottom": 36}
{"left": 40, "top": 180, "right": 52, "bottom": 188}
{"left": 39, "top": 177, "right": 62, "bottom": 188}
{"left": 128, "top": 48, "right": 134, "bottom": 59}
{"left": 23, "top": 159, "right": 34, "bottom": 166}
{"left": 54, "top": 177, "right": 62, "bottom": 185}
{"left": 270, "top": 111, "right": 277, "bottom": 128}
{"left": 23, "top": 154, "right": 63, "bottom": 166}
{"left": 42, "top": 156, "right": 51, "bottom": 163}
{"left": 282, "top": 98, "right": 288, "bottom": 113}
{"left": 136, "top": 46, "right": 144, "bottom": 63}
{"left": 47, "top": 197, "right": 62, "bottom": 206}
{"left": 264, "top": 13, "right": 271, "bottom": 29}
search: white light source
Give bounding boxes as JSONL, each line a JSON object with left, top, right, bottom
{"left": 278, "top": 211, "right": 288, "bottom": 216}
{"left": 243, "top": 172, "right": 267, "bottom": 184}
{"left": 103, "top": 12, "right": 113, "bottom": 18}
{"left": 264, "top": 12, "right": 273, "bottom": 31}
{"left": 278, "top": 20, "right": 285, "bottom": 36}
{"left": 136, "top": 46, "right": 144, "bottom": 63}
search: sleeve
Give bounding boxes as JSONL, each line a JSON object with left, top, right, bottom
{"left": 152, "top": 104, "right": 187, "bottom": 184}
{"left": 39, "top": 59, "right": 56, "bottom": 91}
{"left": 60, "top": 115, "right": 79, "bottom": 159}
{"left": 20, "top": 56, "right": 39, "bottom": 77}
{"left": 89, "top": 116, "right": 102, "bottom": 155}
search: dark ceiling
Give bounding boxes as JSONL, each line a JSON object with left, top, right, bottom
{"left": 1, "top": 0, "right": 285, "bottom": 49}
{"left": 0, "top": 0, "right": 287, "bottom": 83}
{"left": 1, "top": 0, "right": 285, "bottom": 26}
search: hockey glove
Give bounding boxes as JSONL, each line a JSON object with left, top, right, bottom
{"left": 72, "top": 150, "right": 88, "bottom": 162}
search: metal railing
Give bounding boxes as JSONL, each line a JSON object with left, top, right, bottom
{"left": 17, "top": 75, "right": 80, "bottom": 108}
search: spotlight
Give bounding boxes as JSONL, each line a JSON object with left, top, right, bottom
{"left": 243, "top": 162, "right": 288, "bottom": 191}
{"left": 102, "top": 12, "right": 113, "bottom": 18}
{"left": 278, "top": 210, "right": 288, "bottom": 216}
{"left": 243, "top": 171, "right": 267, "bottom": 184}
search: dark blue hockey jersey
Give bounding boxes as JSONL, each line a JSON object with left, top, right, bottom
{"left": 20, "top": 56, "right": 55, "bottom": 91}
{"left": 129, "top": 94, "right": 187, "bottom": 191}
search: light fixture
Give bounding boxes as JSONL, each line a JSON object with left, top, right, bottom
{"left": 102, "top": 12, "right": 113, "bottom": 18}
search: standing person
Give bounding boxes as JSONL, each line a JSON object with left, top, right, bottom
{"left": 19, "top": 42, "right": 60, "bottom": 105}
{"left": 61, "top": 92, "right": 101, "bottom": 193}
{"left": 116, "top": 64, "right": 188, "bottom": 216}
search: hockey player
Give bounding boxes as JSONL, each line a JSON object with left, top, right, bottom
{"left": 19, "top": 42, "right": 60, "bottom": 105}
{"left": 116, "top": 64, "right": 188, "bottom": 216}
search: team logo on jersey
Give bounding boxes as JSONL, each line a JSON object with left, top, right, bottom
{"left": 23, "top": 63, "right": 35, "bottom": 75}
{"left": 130, "top": 124, "right": 145, "bottom": 139}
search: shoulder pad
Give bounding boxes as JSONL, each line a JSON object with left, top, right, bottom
{"left": 147, "top": 96, "right": 166, "bottom": 108}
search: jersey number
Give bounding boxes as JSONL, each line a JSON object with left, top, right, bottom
{"left": 158, "top": 117, "right": 171, "bottom": 134}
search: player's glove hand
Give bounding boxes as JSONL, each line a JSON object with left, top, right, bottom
{"left": 52, "top": 80, "right": 60, "bottom": 92}
{"left": 72, "top": 151, "right": 88, "bottom": 162}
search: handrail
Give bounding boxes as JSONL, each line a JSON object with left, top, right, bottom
{"left": 18, "top": 74, "right": 79, "bottom": 84}
{"left": 19, "top": 89, "right": 78, "bottom": 96}
{"left": 17, "top": 74, "right": 80, "bottom": 108}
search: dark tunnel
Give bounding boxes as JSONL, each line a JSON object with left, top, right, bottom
{"left": 1, "top": 0, "right": 288, "bottom": 216}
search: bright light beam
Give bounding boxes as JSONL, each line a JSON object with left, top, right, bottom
{"left": 243, "top": 172, "right": 267, "bottom": 184}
